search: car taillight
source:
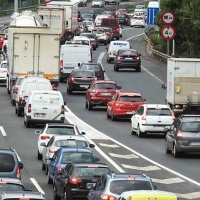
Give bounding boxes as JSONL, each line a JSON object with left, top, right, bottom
{"left": 135, "top": 56, "right": 140, "bottom": 60}
{"left": 19, "top": 95, "right": 23, "bottom": 102}
{"left": 60, "top": 60, "right": 63, "bottom": 70}
{"left": 93, "top": 77, "right": 97, "bottom": 81}
{"left": 69, "top": 178, "right": 82, "bottom": 184}
{"left": 101, "top": 194, "right": 117, "bottom": 200}
{"left": 177, "top": 130, "right": 182, "bottom": 139}
{"left": 117, "top": 56, "right": 123, "bottom": 60}
{"left": 52, "top": 83, "right": 59, "bottom": 89}
{"left": 61, "top": 105, "right": 65, "bottom": 114}
{"left": 13, "top": 85, "right": 19, "bottom": 91}
{"left": 170, "top": 110, "right": 176, "bottom": 121}
{"left": 28, "top": 104, "right": 31, "bottom": 113}
{"left": 16, "top": 167, "right": 21, "bottom": 179}
{"left": 142, "top": 114, "right": 146, "bottom": 120}
{"left": 40, "top": 135, "right": 50, "bottom": 140}
{"left": 49, "top": 149, "right": 57, "bottom": 153}
{"left": 56, "top": 164, "right": 63, "bottom": 173}
{"left": 100, "top": 70, "right": 104, "bottom": 78}
{"left": 71, "top": 77, "right": 75, "bottom": 82}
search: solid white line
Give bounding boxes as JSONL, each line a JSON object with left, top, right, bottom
{"left": 30, "top": 178, "right": 45, "bottom": 195}
{"left": 0, "top": 126, "right": 6, "bottom": 136}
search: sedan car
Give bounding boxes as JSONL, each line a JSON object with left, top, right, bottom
{"left": 113, "top": 49, "right": 141, "bottom": 72}
{"left": 92, "top": 0, "right": 105, "bottom": 7}
{"left": 165, "top": 115, "right": 200, "bottom": 157}
{"left": 36, "top": 123, "right": 85, "bottom": 160}
{"left": 107, "top": 91, "right": 146, "bottom": 120}
{"left": 85, "top": 80, "right": 121, "bottom": 110}
{"left": 80, "top": 33, "right": 99, "bottom": 50}
{"left": 131, "top": 104, "right": 175, "bottom": 138}
{"left": 130, "top": 16, "right": 145, "bottom": 27}
{"left": 47, "top": 147, "right": 100, "bottom": 184}
{"left": 67, "top": 69, "right": 97, "bottom": 94}
{"left": 92, "top": 29, "right": 109, "bottom": 45}
{"left": 53, "top": 163, "right": 112, "bottom": 200}
{"left": 102, "top": 11, "right": 113, "bottom": 18}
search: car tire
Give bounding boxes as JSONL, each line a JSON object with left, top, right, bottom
{"left": 48, "top": 176, "right": 53, "bottom": 184}
{"left": 17, "top": 108, "right": 22, "bottom": 117}
{"left": 135, "top": 66, "right": 141, "bottom": 72}
{"left": 87, "top": 101, "right": 93, "bottom": 110}
{"left": 38, "top": 150, "right": 42, "bottom": 160}
{"left": 53, "top": 185, "right": 61, "bottom": 200}
{"left": 131, "top": 128, "right": 135, "bottom": 135}
{"left": 67, "top": 84, "right": 72, "bottom": 94}
{"left": 173, "top": 144, "right": 180, "bottom": 158}
{"left": 107, "top": 111, "right": 111, "bottom": 119}
{"left": 165, "top": 140, "right": 171, "bottom": 154}
{"left": 45, "top": 166, "right": 48, "bottom": 175}
{"left": 42, "top": 163, "right": 45, "bottom": 171}
{"left": 137, "top": 125, "right": 144, "bottom": 138}
{"left": 107, "top": 58, "right": 111, "bottom": 63}
{"left": 25, "top": 120, "right": 31, "bottom": 128}
{"left": 116, "top": 36, "right": 120, "bottom": 40}
{"left": 85, "top": 100, "right": 88, "bottom": 108}
{"left": 111, "top": 113, "right": 116, "bottom": 121}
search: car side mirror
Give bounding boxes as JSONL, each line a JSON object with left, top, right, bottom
{"left": 19, "top": 162, "right": 23, "bottom": 169}
{"left": 132, "top": 111, "right": 136, "bottom": 115}
{"left": 95, "top": 157, "right": 100, "bottom": 162}
{"left": 143, "top": 99, "right": 146, "bottom": 101}
{"left": 89, "top": 144, "right": 95, "bottom": 148}
{"left": 35, "top": 130, "right": 42, "bottom": 135}
{"left": 81, "top": 132, "right": 86, "bottom": 135}
{"left": 138, "top": 53, "right": 141, "bottom": 56}
{"left": 117, "top": 86, "right": 122, "bottom": 90}
{"left": 46, "top": 156, "right": 51, "bottom": 160}
{"left": 161, "top": 83, "right": 167, "bottom": 90}
{"left": 106, "top": 47, "right": 108, "bottom": 50}
{"left": 64, "top": 101, "right": 66, "bottom": 105}
{"left": 40, "top": 142, "right": 46, "bottom": 147}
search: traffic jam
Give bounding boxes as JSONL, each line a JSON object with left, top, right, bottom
{"left": 0, "top": 0, "right": 200, "bottom": 200}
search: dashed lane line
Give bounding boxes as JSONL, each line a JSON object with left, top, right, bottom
{"left": 99, "top": 143, "right": 120, "bottom": 148}
{"left": 109, "top": 153, "right": 139, "bottom": 159}
{"left": 30, "top": 178, "right": 45, "bottom": 195}
{"left": 121, "top": 164, "right": 161, "bottom": 171}
{"left": 0, "top": 126, "right": 7, "bottom": 136}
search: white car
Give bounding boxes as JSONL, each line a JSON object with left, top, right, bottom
{"left": 134, "top": 4, "right": 147, "bottom": 13}
{"left": 92, "top": 29, "right": 109, "bottom": 45}
{"left": 36, "top": 123, "right": 86, "bottom": 160}
{"left": 131, "top": 104, "right": 175, "bottom": 138}
{"left": 130, "top": 16, "right": 145, "bottom": 28}
{"left": 92, "top": 0, "right": 105, "bottom": 8}
{"left": 84, "top": 21, "right": 95, "bottom": 32}
{"left": 41, "top": 135, "right": 95, "bottom": 173}
{"left": 0, "top": 61, "right": 7, "bottom": 86}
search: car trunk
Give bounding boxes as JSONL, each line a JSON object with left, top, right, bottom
{"left": 96, "top": 89, "right": 116, "bottom": 97}
{"left": 77, "top": 176, "right": 99, "bottom": 189}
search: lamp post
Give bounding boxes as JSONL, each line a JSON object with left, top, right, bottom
{"left": 14, "top": 0, "right": 18, "bottom": 13}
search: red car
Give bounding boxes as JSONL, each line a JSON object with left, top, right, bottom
{"left": 85, "top": 80, "right": 122, "bottom": 110}
{"left": 107, "top": 91, "right": 146, "bottom": 120}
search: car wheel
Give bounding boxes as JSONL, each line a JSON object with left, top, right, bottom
{"left": 137, "top": 125, "right": 144, "bottom": 138}
{"left": 42, "top": 163, "right": 45, "bottom": 171}
{"left": 38, "top": 150, "right": 42, "bottom": 160}
{"left": 45, "top": 166, "right": 48, "bottom": 175}
{"left": 107, "top": 111, "right": 111, "bottom": 119}
{"left": 135, "top": 66, "right": 141, "bottom": 72}
{"left": 173, "top": 144, "right": 180, "bottom": 158}
{"left": 87, "top": 101, "right": 93, "bottom": 110}
{"left": 85, "top": 100, "right": 88, "bottom": 108}
{"left": 26, "top": 119, "right": 31, "bottom": 128}
{"left": 48, "top": 176, "right": 53, "bottom": 184}
{"left": 165, "top": 140, "right": 171, "bottom": 154}
{"left": 53, "top": 185, "right": 61, "bottom": 200}
{"left": 17, "top": 108, "right": 22, "bottom": 117}
{"left": 131, "top": 128, "right": 135, "bottom": 135}
{"left": 15, "top": 106, "right": 18, "bottom": 114}
{"left": 67, "top": 84, "right": 72, "bottom": 94}
{"left": 111, "top": 113, "right": 116, "bottom": 121}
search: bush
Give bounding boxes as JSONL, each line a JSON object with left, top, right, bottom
{"left": 150, "top": 34, "right": 162, "bottom": 50}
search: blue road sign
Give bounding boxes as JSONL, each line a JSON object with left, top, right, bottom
{"left": 147, "top": 7, "right": 159, "bottom": 25}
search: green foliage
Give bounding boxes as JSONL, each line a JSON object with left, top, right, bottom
{"left": 150, "top": 34, "right": 162, "bottom": 50}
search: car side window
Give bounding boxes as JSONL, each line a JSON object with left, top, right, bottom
{"left": 54, "top": 151, "right": 60, "bottom": 162}
{"left": 95, "top": 177, "right": 103, "bottom": 190}
{"left": 47, "top": 137, "right": 54, "bottom": 147}
{"left": 96, "top": 177, "right": 106, "bottom": 190}
{"left": 136, "top": 106, "right": 144, "bottom": 115}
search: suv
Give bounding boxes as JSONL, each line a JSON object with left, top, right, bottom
{"left": 87, "top": 172, "right": 156, "bottom": 200}
{"left": 0, "top": 148, "right": 23, "bottom": 179}
{"left": 85, "top": 80, "right": 122, "bottom": 110}
{"left": 53, "top": 163, "right": 112, "bottom": 200}
{"left": 165, "top": 114, "right": 200, "bottom": 157}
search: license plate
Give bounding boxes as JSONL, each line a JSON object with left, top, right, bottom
{"left": 101, "top": 93, "right": 111, "bottom": 96}
{"left": 125, "top": 58, "right": 132, "bottom": 60}
{"left": 154, "top": 126, "right": 164, "bottom": 130}
{"left": 190, "top": 142, "right": 200, "bottom": 146}
{"left": 80, "top": 85, "right": 89, "bottom": 88}
{"left": 64, "top": 68, "right": 73, "bottom": 73}
{"left": 86, "top": 183, "right": 96, "bottom": 189}
{"left": 34, "top": 114, "right": 46, "bottom": 118}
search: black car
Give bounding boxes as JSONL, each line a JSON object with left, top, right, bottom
{"left": 53, "top": 163, "right": 112, "bottom": 200}
{"left": 67, "top": 69, "right": 96, "bottom": 94}
{"left": 165, "top": 114, "right": 200, "bottom": 158}
{"left": 113, "top": 49, "right": 141, "bottom": 72}
{"left": 80, "top": 33, "right": 98, "bottom": 50}
{"left": 118, "top": 14, "right": 131, "bottom": 26}
{"left": 80, "top": 63, "right": 105, "bottom": 80}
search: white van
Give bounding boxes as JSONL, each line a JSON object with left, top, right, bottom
{"left": 106, "top": 41, "right": 131, "bottom": 63}
{"left": 15, "top": 76, "right": 52, "bottom": 117}
{"left": 24, "top": 90, "right": 65, "bottom": 128}
{"left": 59, "top": 44, "right": 92, "bottom": 82}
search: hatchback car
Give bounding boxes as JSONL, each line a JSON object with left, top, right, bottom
{"left": 0, "top": 177, "right": 26, "bottom": 191}
{"left": 102, "top": 27, "right": 114, "bottom": 43}
{"left": 107, "top": 91, "right": 146, "bottom": 120}
{"left": 67, "top": 69, "right": 97, "bottom": 94}
{"left": 83, "top": 21, "right": 95, "bottom": 32}
{"left": 41, "top": 135, "right": 95, "bottom": 173}
{"left": 113, "top": 49, "right": 141, "bottom": 72}
{"left": 0, "top": 148, "right": 23, "bottom": 179}
{"left": 53, "top": 163, "right": 112, "bottom": 200}
{"left": 118, "top": 14, "right": 131, "bottom": 26}
{"left": 85, "top": 80, "right": 122, "bottom": 110}
{"left": 80, "top": 33, "right": 99, "bottom": 50}
{"left": 47, "top": 147, "right": 100, "bottom": 184}
{"left": 36, "top": 123, "right": 85, "bottom": 160}
{"left": 80, "top": 63, "right": 105, "bottom": 80}
{"left": 131, "top": 104, "right": 175, "bottom": 138}
{"left": 92, "top": 29, "right": 109, "bottom": 45}
{"left": 165, "top": 115, "right": 200, "bottom": 157}
{"left": 87, "top": 172, "right": 156, "bottom": 200}
{"left": 130, "top": 16, "right": 145, "bottom": 28}
{"left": 92, "top": 0, "right": 105, "bottom": 7}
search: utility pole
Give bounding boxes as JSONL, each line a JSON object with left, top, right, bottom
{"left": 14, "top": 0, "right": 18, "bottom": 13}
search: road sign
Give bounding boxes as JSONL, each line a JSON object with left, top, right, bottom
{"left": 147, "top": 1, "right": 159, "bottom": 25}
{"left": 42, "top": 0, "right": 52, "bottom": 3}
{"left": 161, "top": 25, "right": 176, "bottom": 40}
{"left": 161, "top": 10, "right": 176, "bottom": 25}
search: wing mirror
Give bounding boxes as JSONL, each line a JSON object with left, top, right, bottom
{"left": 81, "top": 132, "right": 86, "bottom": 135}
{"left": 161, "top": 83, "right": 167, "bottom": 90}
{"left": 95, "top": 157, "right": 100, "bottom": 162}
{"left": 35, "top": 130, "right": 42, "bottom": 134}
{"left": 19, "top": 162, "right": 23, "bottom": 169}
{"left": 89, "top": 144, "right": 95, "bottom": 148}
{"left": 64, "top": 101, "right": 66, "bottom": 105}
{"left": 117, "top": 86, "right": 122, "bottom": 90}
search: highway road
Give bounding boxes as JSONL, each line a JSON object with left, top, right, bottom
{"left": 0, "top": 2, "right": 200, "bottom": 200}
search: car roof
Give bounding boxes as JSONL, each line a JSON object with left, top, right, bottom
{"left": 144, "top": 104, "right": 170, "bottom": 108}
{"left": 117, "top": 92, "right": 141, "bottom": 96}
{"left": 0, "top": 191, "right": 44, "bottom": 199}
{"left": 0, "top": 177, "right": 23, "bottom": 184}
{"left": 82, "top": 63, "right": 101, "bottom": 66}
{"left": 52, "top": 135, "right": 86, "bottom": 141}
{"left": 72, "top": 162, "right": 109, "bottom": 167}
{"left": 93, "top": 80, "right": 117, "bottom": 84}
{"left": 30, "top": 90, "right": 61, "bottom": 95}
{"left": 60, "top": 147, "right": 92, "bottom": 153}
{"left": 47, "top": 123, "right": 75, "bottom": 127}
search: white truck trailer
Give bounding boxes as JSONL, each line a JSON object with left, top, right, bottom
{"left": 46, "top": 1, "right": 79, "bottom": 44}
{"left": 7, "top": 27, "right": 60, "bottom": 93}
{"left": 162, "top": 58, "right": 200, "bottom": 115}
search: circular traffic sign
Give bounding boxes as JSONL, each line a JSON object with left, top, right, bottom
{"left": 161, "top": 10, "right": 176, "bottom": 25}
{"left": 160, "top": 25, "right": 176, "bottom": 40}
{"left": 42, "top": 0, "right": 52, "bottom": 3}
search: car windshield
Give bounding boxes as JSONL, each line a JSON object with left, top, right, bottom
{"left": 118, "top": 14, "right": 126, "bottom": 18}
{"left": 94, "top": 83, "right": 116, "bottom": 89}
{"left": 61, "top": 152, "right": 93, "bottom": 163}
{"left": 46, "top": 127, "right": 75, "bottom": 135}
{"left": 55, "top": 140, "right": 88, "bottom": 148}
{"left": 110, "top": 180, "right": 152, "bottom": 195}
{"left": 134, "top": 17, "right": 143, "bottom": 20}
{"left": 119, "top": 50, "right": 138, "bottom": 56}
{"left": 0, "top": 183, "right": 25, "bottom": 191}
{"left": 82, "top": 14, "right": 93, "bottom": 18}
{"left": 82, "top": 64, "right": 101, "bottom": 71}
{"left": 74, "top": 71, "right": 95, "bottom": 77}
{"left": 147, "top": 108, "right": 171, "bottom": 116}
{"left": 76, "top": 167, "right": 110, "bottom": 176}
{"left": 120, "top": 95, "right": 143, "bottom": 102}
{"left": 181, "top": 122, "right": 200, "bottom": 132}
{"left": 93, "top": 30, "right": 104, "bottom": 34}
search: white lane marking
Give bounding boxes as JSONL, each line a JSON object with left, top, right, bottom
{"left": 175, "top": 192, "right": 200, "bottom": 199}
{"left": 97, "top": 52, "right": 105, "bottom": 63}
{"left": 64, "top": 105, "right": 200, "bottom": 187}
{"left": 121, "top": 164, "right": 161, "bottom": 171}
{"left": 0, "top": 126, "right": 6, "bottom": 136}
{"left": 30, "top": 178, "right": 45, "bottom": 195}
{"left": 142, "top": 67, "right": 163, "bottom": 83}
{"left": 109, "top": 153, "right": 139, "bottom": 159}
{"left": 12, "top": 148, "right": 22, "bottom": 162}
{"left": 152, "top": 178, "right": 185, "bottom": 184}
{"left": 99, "top": 143, "right": 120, "bottom": 148}
{"left": 125, "top": 33, "right": 145, "bottom": 41}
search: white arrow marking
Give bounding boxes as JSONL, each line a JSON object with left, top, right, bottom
{"left": 122, "top": 164, "right": 160, "bottom": 171}
{"left": 109, "top": 153, "right": 139, "bottom": 159}
{"left": 152, "top": 178, "right": 185, "bottom": 184}
{"left": 0, "top": 126, "right": 6, "bottom": 136}
{"left": 99, "top": 143, "right": 120, "bottom": 148}
{"left": 175, "top": 192, "right": 200, "bottom": 199}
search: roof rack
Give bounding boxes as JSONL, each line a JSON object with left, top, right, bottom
{"left": 179, "top": 114, "right": 200, "bottom": 119}
{"left": 106, "top": 171, "right": 115, "bottom": 178}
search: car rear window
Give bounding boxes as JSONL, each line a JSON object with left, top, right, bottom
{"left": 82, "top": 64, "right": 101, "bottom": 71}
{"left": 81, "top": 34, "right": 94, "bottom": 38}
{"left": 120, "top": 95, "right": 143, "bottom": 102}
{"left": 61, "top": 152, "right": 93, "bottom": 163}
{"left": 110, "top": 19, "right": 117, "bottom": 26}
{"left": 76, "top": 167, "right": 110, "bottom": 176}
{"left": 118, "top": 14, "right": 126, "bottom": 18}
{"left": 55, "top": 140, "right": 88, "bottom": 148}
{"left": 109, "top": 180, "right": 152, "bottom": 195}
{"left": 74, "top": 40, "right": 89, "bottom": 45}
{"left": 0, "top": 154, "right": 15, "bottom": 172}
{"left": 16, "top": 78, "right": 24, "bottom": 85}
{"left": 180, "top": 122, "right": 200, "bottom": 132}
{"left": 94, "top": 83, "right": 116, "bottom": 89}
{"left": 0, "top": 183, "right": 25, "bottom": 191}
{"left": 119, "top": 50, "right": 138, "bottom": 56}
{"left": 147, "top": 108, "right": 171, "bottom": 116}
{"left": 74, "top": 71, "right": 95, "bottom": 77}
{"left": 46, "top": 127, "right": 75, "bottom": 135}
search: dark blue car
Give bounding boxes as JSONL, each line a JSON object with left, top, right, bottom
{"left": 47, "top": 147, "right": 100, "bottom": 184}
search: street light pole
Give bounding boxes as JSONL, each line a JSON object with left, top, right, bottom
{"left": 14, "top": 0, "right": 18, "bottom": 13}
